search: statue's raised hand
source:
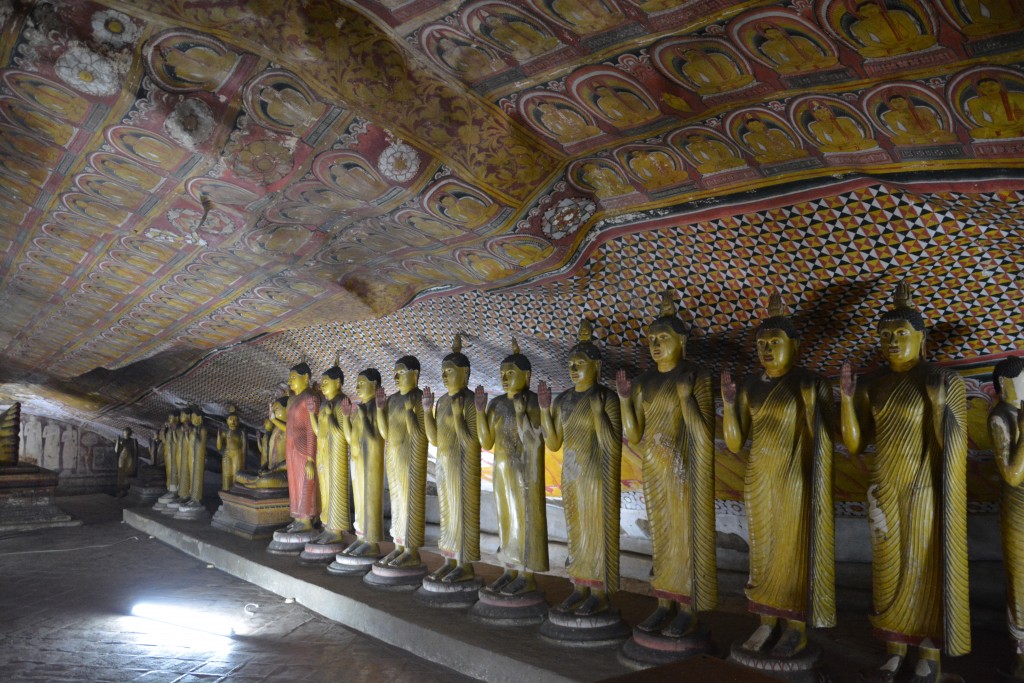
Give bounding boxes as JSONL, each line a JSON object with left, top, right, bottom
{"left": 721, "top": 371, "right": 736, "bottom": 404}
{"left": 422, "top": 386, "right": 434, "bottom": 411}
{"left": 840, "top": 362, "right": 857, "bottom": 399}
{"left": 340, "top": 396, "right": 354, "bottom": 417}
{"left": 474, "top": 385, "right": 487, "bottom": 413}
{"left": 375, "top": 386, "right": 387, "bottom": 406}
{"left": 615, "top": 369, "right": 631, "bottom": 399}
{"left": 537, "top": 380, "right": 552, "bottom": 410}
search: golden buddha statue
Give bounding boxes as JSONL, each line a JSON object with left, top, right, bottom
{"left": 115, "top": 428, "right": 139, "bottom": 497}
{"left": 592, "top": 85, "right": 658, "bottom": 127}
{"left": 375, "top": 356, "right": 428, "bottom": 568}
{"left": 276, "top": 363, "right": 320, "bottom": 534}
{"left": 742, "top": 118, "right": 807, "bottom": 164}
{"left": 536, "top": 102, "right": 601, "bottom": 144}
{"left": 580, "top": 162, "right": 633, "bottom": 198}
{"left": 958, "top": 0, "right": 1024, "bottom": 35}
{"left": 339, "top": 369, "right": 386, "bottom": 558}
{"left": 423, "top": 334, "right": 481, "bottom": 583}
{"left": 756, "top": 24, "right": 836, "bottom": 74}
{"left": 616, "top": 292, "right": 715, "bottom": 638}
{"left": 966, "top": 78, "right": 1024, "bottom": 139}
{"left": 235, "top": 399, "right": 289, "bottom": 488}
{"left": 216, "top": 406, "right": 247, "bottom": 491}
{"left": 550, "top": 0, "right": 618, "bottom": 33}
{"left": 181, "top": 411, "right": 208, "bottom": 512}
{"left": 480, "top": 12, "right": 557, "bottom": 60}
{"left": 475, "top": 338, "right": 549, "bottom": 594}
{"left": 682, "top": 133, "right": 745, "bottom": 174}
{"left": 840, "top": 281, "right": 970, "bottom": 682}
{"left": 174, "top": 408, "right": 194, "bottom": 503}
{"left": 538, "top": 319, "right": 622, "bottom": 616}
{"left": 0, "top": 402, "right": 19, "bottom": 465}
{"left": 626, "top": 150, "right": 689, "bottom": 189}
{"left": 158, "top": 414, "right": 179, "bottom": 498}
{"left": 309, "top": 360, "right": 350, "bottom": 545}
{"left": 880, "top": 95, "right": 956, "bottom": 145}
{"left": 848, "top": 2, "right": 936, "bottom": 58}
{"left": 721, "top": 292, "right": 835, "bottom": 657}
{"left": 674, "top": 47, "right": 754, "bottom": 95}
{"left": 990, "top": 357, "right": 1024, "bottom": 679}
{"left": 806, "top": 103, "right": 876, "bottom": 153}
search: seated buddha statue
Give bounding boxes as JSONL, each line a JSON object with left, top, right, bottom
{"left": 234, "top": 398, "right": 289, "bottom": 489}
{"left": 674, "top": 47, "right": 754, "bottom": 96}
{"left": 966, "top": 78, "right": 1024, "bottom": 139}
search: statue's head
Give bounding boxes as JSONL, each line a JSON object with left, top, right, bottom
{"left": 179, "top": 408, "right": 189, "bottom": 422}
{"left": 122, "top": 427, "right": 132, "bottom": 438}
{"left": 877, "top": 280, "right": 926, "bottom": 368}
{"left": 500, "top": 338, "right": 532, "bottom": 396}
{"left": 755, "top": 292, "right": 799, "bottom": 377}
{"left": 356, "top": 369, "right": 382, "bottom": 403}
{"left": 226, "top": 405, "right": 239, "bottom": 430}
{"left": 168, "top": 414, "right": 178, "bottom": 425}
{"left": 442, "top": 333, "right": 471, "bottom": 395}
{"left": 647, "top": 291, "right": 688, "bottom": 367}
{"left": 568, "top": 318, "right": 601, "bottom": 390}
{"left": 191, "top": 410, "right": 203, "bottom": 426}
{"left": 977, "top": 77, "right": 1002, "bottom": 96}
{"left": 272, "top": 396, "right": 288, "bottom": 421}
{"left": 746, "top": 118, "right": 766, "bottom": 132}
{"left": 394, "top": 356, "right": 421, "bottom": 394}
{"left": 887, "top": 95, "right": 909, "bottom": 111}
{"left": 993, "top": 357, "right": 1024, "bottom": 404}
{"left": 321, "top": 356, "right": 344, "bottom": 400}
{"left": 288, "top": 362, "right": 311, "bottom": 395}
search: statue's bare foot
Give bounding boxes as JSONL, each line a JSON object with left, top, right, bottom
{"left": 379, "top": 547, "right": 402, "bottom": 565}
{"left": 860, "top": 654, "right": 903, "bottom": 683}
{"left": 557, "top": 589, "right": 589, "bottom": 612}
{"left": 742, "top": 623, "right": 777, "bottom": 651}
{"left": 661, "top": 610, "right": 696, "bottom": 638}
{"left": 909, "top": 656, "right": 939, "bottom": 683}
{"left": 285, "top": 519, "right": 313, "bottom": 534}
{"left": 636, "top": 605, "right": 674, "bottom": 633}
{"left": 488, "top": 571, "right": 515, "bottom": 592}
{"left": 440, "top": 563, "right": 475, "bottom": 583}
{"left": 341, "top": 540, "right": 363, "bottom": 555}
{"left": 352, "top": 542, "right": 379, "bottom": 558}
{"left": 770, "top": 626, "right": 806, "bottom": 657}
{"left": 499, "top": 574, "right": 528, "bottom": 595}
{"left": 428, "top": 562, "right": 455, "bottom": 581}
{"left": 390, "top": 549, "right": 421, "bottom": 568}
{"left": 574, "top": 593, "right": 608, "bottom": 616}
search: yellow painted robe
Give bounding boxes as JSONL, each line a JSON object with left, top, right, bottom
{"left": 554, "top": 384, "right": 621, "bottom": 592}
{"left": 994, "top": 404, "right": 1024, "bottom": 639}
{"left": 434, "top": 388, "right": 481, "bottom": 563}
{"left": 742, "top": 368, "right": 835, "bottom": 625}
{"left": 317, "top": 396, "right": 350, "bottom": 533}
{"left": 632, "top": 363, "right": 717, "bottom": 610}
{"left": 385, "top": 389, "right": 427, "bottom": 548}
{"left": 350, "top": 399, "right": 384, "bottom": 544}
{"left": 863, "top": 364, "right": 969, "bottom": 655}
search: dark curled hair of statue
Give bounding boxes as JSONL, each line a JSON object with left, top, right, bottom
{"left": 274, "top": 396, "right": 288, "bottom": 408}
{"left": 502, "top": 337, "right": 532, "bottom": 371}
{"left": 756, "top": 291, "right": 799, "bottom": 340}
{"left": 359, "top": 368, "right": 382, "bottom": 384}
{"left": 395, "top": 355, "right": 421, "bottom": 372}
{"left": 878, "top": 280, "right": 925, "bottom": 331}
{"left": 290, "top": 361, "right": 312, "bottom": 377}
{"left": 442, "top": 333, "right": 471, "bottom": 368}
{"left": 993, "top": 357, "right": 1024, "bottom": 396}
{"left": 321, "top": 350, "right": 343, "bottom": 382}
{"left": 569, "top": 318, "right": 602, "bottom": 361}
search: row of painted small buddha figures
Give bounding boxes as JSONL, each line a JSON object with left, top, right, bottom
{"left": 154, "top": 283, "right": 1022, "bottom": 681}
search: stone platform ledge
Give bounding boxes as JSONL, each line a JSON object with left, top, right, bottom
{"left": 124, "top": 507, "right": 635, "bottom": 683}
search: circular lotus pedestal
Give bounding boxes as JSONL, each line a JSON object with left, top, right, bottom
{"left": 620, "top": 622, "right": 714, "bottom": 668}
{"left": 173, "top": 501, "right": 210, "bottom": 521}
{"left": 415, "top": 575, "right": 484, "bottom": 609}
{"left": 469, "top": 585, "right": 548, "bottom": 626}
{"left": 267, "top": 528, "right": 318, "bottom": 555}
{"left": 728, "top": 641, "right": 827, "bottom": 683}
{"left": 326, "top": 546, "right": 382, "bottom": 576}
{"left": 539, "top": 607, "right": 631, "bottom": 647}
{"left": 160, "top": 497, "right": 184, "bottom": 516}
{"left": 298, "top": 539, "right": 346, "bottom": 565}
{"left": 152, "top": 490, "right": 178, "bottom": 512}
{"left": 363, "top": 559, "right": 428, "bottom": 591}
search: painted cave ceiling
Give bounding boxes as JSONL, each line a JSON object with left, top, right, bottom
{"left": 0, "top": 0, "right": 1021, "bottom": 436}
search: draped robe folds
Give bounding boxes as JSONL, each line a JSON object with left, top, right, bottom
{"left": 350, "top": 400, "right": 384, "bottom": 543}
{"left": 993, "top": 403, "right": 1024, "bottom": 639}
{"left": 317, "top": 396, "right": 350, "bottom": 533}
{"left": 632, "top": 364, "right": 717, "bottom": 609}
{"left": 743, "top": 369, "right": 835, "bottom": 625}
{"left": 286, "top": 389, "right": 320, "bottom": 519}
{"left": 177, "top": 424, "right": 193, "bottom": 499}
{"left": 435, "top": 389, "right": 481, "bottom": 563}
{"left": 554, "top": 384, "right": 621, "bottom": 592}
{"left": 488, "top": 392, "right": 549, "bottom": 571}
{"left": 190, "top": 426, "right": 207, "bottom": 502}
{"left": 863, "top": 364, "right": 969, "bottom": 655}
{"left": 164, "top": 425, "right": 177, "bottom": 490}
{"left": 385, "top": 389, "right": 427, "bottom": 548}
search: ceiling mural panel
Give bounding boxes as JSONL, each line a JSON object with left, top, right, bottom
{"left": 0, "top": 0, "right": 1020, "bottom": 438}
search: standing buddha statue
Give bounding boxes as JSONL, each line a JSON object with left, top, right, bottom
{"left": 216, "top": 406, "right": 247, "bottom": 491}
{"left": 309, "top": 358, "right": 350, "bottom": 546}
{"left": 840, "top": 281, "right": 970, "bottom": 682}
{"left": 339, "top": 369, "right": 385, "bottom": 559}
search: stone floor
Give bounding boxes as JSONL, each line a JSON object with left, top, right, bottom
{"left": 0, "top": 493, "right": 1014, "bottom": 682}
{"left": 0, "top": 494, "right": 474, "bottom": 683}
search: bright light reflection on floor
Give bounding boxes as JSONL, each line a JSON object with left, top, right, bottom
{"left": 126, "top": 602, "right": 237, "bottom": 651}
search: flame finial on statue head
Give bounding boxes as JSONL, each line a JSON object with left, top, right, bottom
{"left": 767, "top": 290, "right": 786, "bottom": 318}
{"left": 650, "top": 289, "right": 690, "bottom": 336}
{"left": 880, "top": 278, "right": 925, "bottom": 331}
{"left": 758, "top": 288, "right": 799, "bottom": 339}
{"left": 570, "top": 316, "right": 602, "bottom": 360}
{"left": 443, "top": 331, "right": 470, "bottom": 368}
{"left": 503, "top": 335, "right": 531, "bottom": 371}
{"left": 511, "top": 336, "right": 520, "bottom": 356}
{"left": 452, "top": 333, "right": 462, "bottom": 354}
